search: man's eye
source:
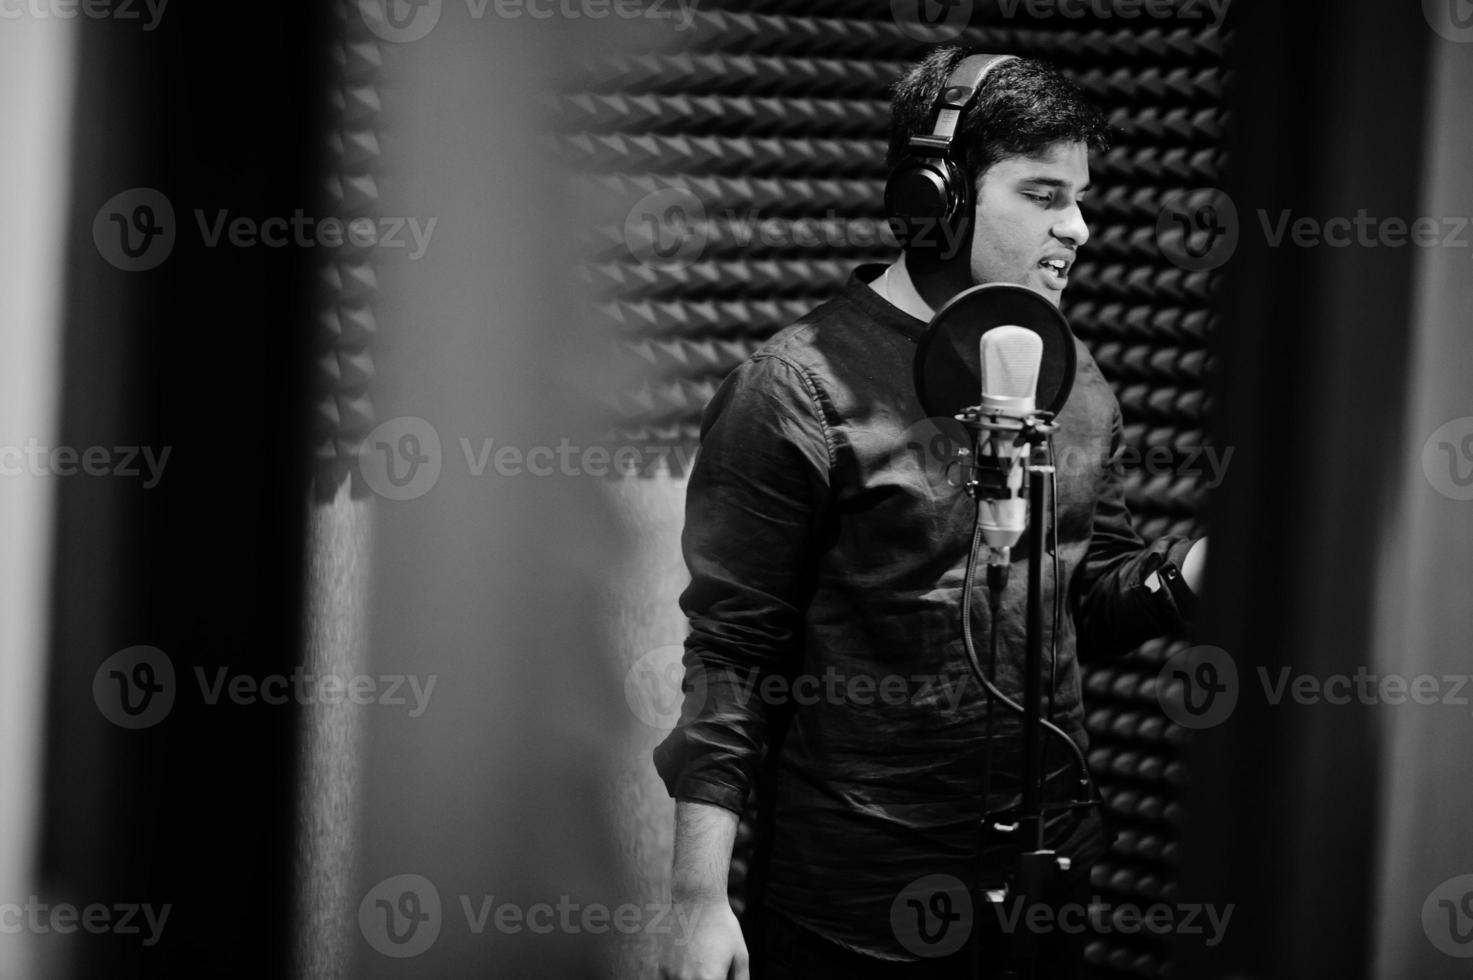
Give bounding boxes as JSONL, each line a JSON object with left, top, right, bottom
{"left": 1024, "top": 192, "right": 1052, "bottom": 204}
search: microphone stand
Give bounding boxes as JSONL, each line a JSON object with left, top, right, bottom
{"left": 955, "top": 405, "right": 1084, "bottom": 980}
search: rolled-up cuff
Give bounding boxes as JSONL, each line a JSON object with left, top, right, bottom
{"left": 671, "top": 776, "right": 748, "bottom": 817}
{"left": 1139, "top": 537, "right": 1202, "bottom": 630}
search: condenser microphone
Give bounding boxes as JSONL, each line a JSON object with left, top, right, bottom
{"left": 976, "top": 326, "right": 1043, "bottom": 559}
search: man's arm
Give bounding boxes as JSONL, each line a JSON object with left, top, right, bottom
{"left": 653, "top": 352, "right": 831, "bottom": 809}
{"left": 659, "top": 801, "right": 746, "bottom": 980}
{"left": 652, "top": 352, "right": 831, "bottom": 977}
{"left": 1073, "top": 400, "right": 1203, "bottom": 659}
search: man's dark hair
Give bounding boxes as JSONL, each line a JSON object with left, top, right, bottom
{"left": 887, "top": 47, "right": 1110, "bottom": 188}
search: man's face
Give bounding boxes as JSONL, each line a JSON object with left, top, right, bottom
{"left": 966, "top": 140, "right": 1091, "bottom": 307}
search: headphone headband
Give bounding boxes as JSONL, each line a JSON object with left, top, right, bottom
{"left": 916, "top": 53, "right": 1018, "bottom": 149}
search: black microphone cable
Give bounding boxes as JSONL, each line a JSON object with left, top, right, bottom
{"left": 961, "top": 446, "right": 1093, "bottom": 813}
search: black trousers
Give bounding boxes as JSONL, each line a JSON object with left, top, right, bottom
{"left": 745, "top": 875, "right": 1092, "bottom": 980}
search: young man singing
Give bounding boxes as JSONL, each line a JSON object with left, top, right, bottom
{"left": 654, "top": 47, "right": 1207, "bottom": 979}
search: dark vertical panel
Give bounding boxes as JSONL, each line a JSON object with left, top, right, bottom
{"left": 43, "top": 7, "right": 329, "bottom": 978}
{"left": 1179, "top": 1, "right": 1430, "bottom": 977}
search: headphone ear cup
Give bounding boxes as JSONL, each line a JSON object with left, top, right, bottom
{"left": 938, "top": 157, "right": 973, "bottom": 260}
{"left": 884, "top": 157, "right": 960, "bottom": 251}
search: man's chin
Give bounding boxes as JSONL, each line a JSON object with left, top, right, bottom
{"left": 967, "top": 272, "right": 1065, "bottom": 307}
{"left": 1019, "top": 277, "right": 1064, "bottom": 308}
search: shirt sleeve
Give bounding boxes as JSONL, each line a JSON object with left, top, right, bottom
{"left": 651, "top": 352, "right": 833, "bottom": 815}
{"left": 1071, "top": 399, "right": 1200, "bottom": 661}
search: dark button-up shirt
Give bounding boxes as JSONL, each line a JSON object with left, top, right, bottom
{"left": 653, "top": 264, "right": 1195, "bottom": 960}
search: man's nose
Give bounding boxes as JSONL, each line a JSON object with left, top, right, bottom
{"left": 1053, "top": 202, "right": 1089, "bottom": 249}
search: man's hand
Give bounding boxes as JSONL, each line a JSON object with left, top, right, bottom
{"left": 1183, "top": 536, "right": 1208, "bottom": 594}
{"left": 658, "top": 896, "right": 748, "bottom": 980}
{"left": 660, "top": 800, "right": 747, "bottom": 979}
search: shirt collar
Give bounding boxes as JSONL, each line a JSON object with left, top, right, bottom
{"left": 866, "top": 252, "right": 936, "bottom": 322}
{"left": 846, "top": 260, "right": 930, "bottom": 344}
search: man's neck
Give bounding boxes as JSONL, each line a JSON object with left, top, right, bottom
{"left": 870, "top": 252, "right": 979, "bottom": 320}
{"left": 868, "top": 253, "right": 935, "bottom": 322}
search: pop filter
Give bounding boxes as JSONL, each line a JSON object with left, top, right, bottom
{"left": 913, "top": 283, "right": 1077, "bottom": 419}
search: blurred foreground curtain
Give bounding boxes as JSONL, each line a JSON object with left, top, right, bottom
{"left": 0, "top": 14, "right": 74, "bottom": 980}
{"left": 1179, "top": 2, "right": 1473, "bottom": 979}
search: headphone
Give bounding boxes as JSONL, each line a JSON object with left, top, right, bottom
{"left": 884, "top": 53, "right": 1018, "bottom": 253}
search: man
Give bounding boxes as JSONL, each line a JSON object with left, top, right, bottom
{"left": 654, "top": 46, "right": 1207, "bottom": 979}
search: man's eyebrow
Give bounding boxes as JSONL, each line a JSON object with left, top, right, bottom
{"left": 1017, "top": 176, "right": 1091, "bottom": 193}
